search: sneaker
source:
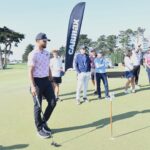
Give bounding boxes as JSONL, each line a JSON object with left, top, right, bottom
{"left": 37, "top": 129, "right": 50, "bottom": 139}
{"left": 105, "top": 96, "right": 111, "bottom": 100}
{"left": 98, "top": 96, "right": 102, "bottom": 100}
{"left": 76, "top": 99, "right": 81, "bottom": 105}
{"left": 135, "top": 85, "right": 140, "bottom": 90}
{"left": 83, "top": 97, "right": 89, "bottom": 102}
{"left": 56, "top": 97, "right": 62, "bottom": 102}
{"left": 124, "top": 90, "right": 130, "bottom": 94}
{"left": 132, "top": 89, "right": 136, "bottom": 93}
{"left": 94, "top": 91, "right": 98, "bottom": 95}
{"left": 56, "top": 97, "right": 59, "bottom": 102}
{"left": 42, "top": 123, "right": 52, "bottom": 134}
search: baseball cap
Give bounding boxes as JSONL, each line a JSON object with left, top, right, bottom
{"left": 147, "top": 47, "right": 150, "bottom": 51}
{"left": 35, "top": 33, "right": 51, "bottom": 41}
{"left": 89, "top": 47, "right": 95, "bottom": 52}
{"left": 97, "top": 50, "right": 103, "bottom": 54}
{"left": 79, "top": 45, "right": 88, "bottom": 50}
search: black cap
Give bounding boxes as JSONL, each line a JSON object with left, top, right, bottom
{"left": 35, "top": 33, "right": 51, "bottom": 41}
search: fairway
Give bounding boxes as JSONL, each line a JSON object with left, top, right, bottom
{"left": 0, "top": 64, "right": 150, "bottom": 150}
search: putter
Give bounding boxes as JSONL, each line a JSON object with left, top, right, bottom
{"left": 35, "top": 95, "right": 61, "bottom": 147}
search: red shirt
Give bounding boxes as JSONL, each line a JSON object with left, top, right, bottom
{"left": 145, "top": 54, "right": 150, "bottom": 65}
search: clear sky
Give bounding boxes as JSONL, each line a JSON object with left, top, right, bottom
{"left": 1, "top": 0, "right": 150, "bottom": 59}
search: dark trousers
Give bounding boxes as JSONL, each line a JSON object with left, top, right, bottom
{"left": 96, "top": 73, "right": 109, "bottom": 97}
{"left": 146, "top": 67, "right": 150, "bottom": 83}
{"left": 32, "top": 77, "right": 56, "bottom": 131}
{"left": 133, "top": 65, "right": 141, "bottom": 85}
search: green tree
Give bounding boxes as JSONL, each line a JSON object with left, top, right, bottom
{"left": 77, "top": 34, "right": 94, "bottom": 50}
{"left": 106, "top": 35, "right": 117, "bottom": 52}
{"left": 96, "top": 35, "right": 107, "bottom": 51}
{"left": 22, "top": 44, "right": 34, "bottom": 62}
{"left": 59, "top": 46, "right": 66, "bottom": 57}
{"left": 118, "top": 29, "right": 135, "bottom": 51}
{"left": 135, "top": 27, "right": 145, "bottom": 44}
{"left": 0, "top": 26, "right": 24, "bottom": 69}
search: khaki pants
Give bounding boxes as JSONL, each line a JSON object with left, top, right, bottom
{"left": 76, "top": 72, "right": 90, "bottom": 100}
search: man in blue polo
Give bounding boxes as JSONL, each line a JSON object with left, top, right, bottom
{"left": 75, "top": 46, "right": 91, "bottom": 105}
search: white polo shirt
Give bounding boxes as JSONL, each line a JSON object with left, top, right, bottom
{"left": 131, "top": 50, "right": 142, "bottom": 66}
{"left": 50, "top": 57, "right": 62, "bottom": 77}
{"left": 28, "top": 49, "right": 50, "bottom": 78}
{"left": 124, "top": 56, "right": 134, "bottom": 71}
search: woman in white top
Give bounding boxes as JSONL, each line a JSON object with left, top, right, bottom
{"left": 144, "top": 48, "right": 150, "bottom": 84}
{"left": 50, "top": 50, "right": 63, "bottom": 101}
{"left": 124, "top": 50, "right": 135, "bottom": 94}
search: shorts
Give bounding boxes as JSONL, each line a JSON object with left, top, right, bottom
{"left": 91, "top": 73, "right": 95, "bottom": 80}
{"left": 91, "top": 68, "right": 96, "bottom": 80}
{"left": 53, "top": 77, "right": 62, "bottom": 84}
{"left": 125, "top": 71, "right": 134, "bottom": 79}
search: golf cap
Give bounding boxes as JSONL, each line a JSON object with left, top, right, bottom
{"left": 36, "top": 33, "right": 51, "bottom": 41}
{"left": 89, "top": 47, "right": 95, "bottom": 52}
{"left": 79, "top": 45, "right": 88, "bottom": 50}
{"left": 97, "top": 50, "right": 103, "bottom": 54}
{"left": 147, "top": 47, "right": 150, "bottom": 51}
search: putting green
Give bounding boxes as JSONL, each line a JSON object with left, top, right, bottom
{"left": 0, "top": 64, "right": 150, "bottom": 150}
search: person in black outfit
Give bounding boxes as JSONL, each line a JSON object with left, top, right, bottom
{"left": 28, "top": 33, "right": 56, "bottom": 138}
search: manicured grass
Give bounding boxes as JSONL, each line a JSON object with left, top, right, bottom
{"left": 0, "top": 64, "right": 150, "bottom": 150}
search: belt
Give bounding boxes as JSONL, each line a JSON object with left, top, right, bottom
{"left": 34, "top": 77, "right": 49, "bottom": 80}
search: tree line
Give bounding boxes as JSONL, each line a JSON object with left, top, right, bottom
{"left": 0, "top": 26, "right": 146, "bottom": 69}
{"left": 0, "top": 26, "right": 24, "bottom": 69}
{"left": 23, "top": 27, "right": 145, "bottom": 65}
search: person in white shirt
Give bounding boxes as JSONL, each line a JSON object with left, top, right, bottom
{"left": 144, "top": 48, "right": 150, "bottom": 84}
{"left": 124, "top": 50, "right": 135, "bottom": 94}
{"left": 50, "top": 50, "right": 63, "bottom": 101}
{"left": 131, "top": 45, "right": 142, "bottom": 89}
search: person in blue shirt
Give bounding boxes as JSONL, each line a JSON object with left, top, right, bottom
{"left": 75, "top": 45, "right": 91, "bottom": 104}
{"left": 94, "top": 51, "right": 110, "bottom": 100}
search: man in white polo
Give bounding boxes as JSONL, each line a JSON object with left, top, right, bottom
{"left": 132, "top": 45, "right": 142, "bottom": 89}
{"left": 28, "top": 33, "right": 56, "bottom": 138}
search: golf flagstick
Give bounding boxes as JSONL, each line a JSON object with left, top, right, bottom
{"left": 108, "top": 92, "right": 115, "bottom": 140}
{"left": 35, "top": 95, "right": 61, "bottom": 147}
{"left": 110, "top": 99, "right": 113, "bottom": 138}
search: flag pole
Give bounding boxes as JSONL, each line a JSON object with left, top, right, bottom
{"left": 110, "top": 100, "right": 113, "bottom": 138}
{"left": 109, "top": 92, "right": 115, "bottom": 140}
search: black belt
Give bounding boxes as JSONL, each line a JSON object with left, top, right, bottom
{"left": 34, "top": 77, "right": 49, "bottom": 80}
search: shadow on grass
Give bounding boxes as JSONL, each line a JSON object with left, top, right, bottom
{"left": 115, "top": 125, "right": 150, "bottom": 138}
{"left": 60, "top": 90, "right": 93, "bottom": 97}
{"left": 53, "top": 109, "right": 150, "bottom": 145}
{"left": 110, "top": 85, "right": 150, "bottom": 98}
{"left": 53, "top": 109, "right": 150, "bottom": 134}
{"left": 60, "top": 84, "right": 150, "bottom": 101}
{"left": 0, "top": 144, "right": 29, "bottom": 150}
{"left": 60, "top": 90, "right": 95, "bottom": 101}
{"left": 137, "top": 86, "right": 150, "bottom": 92}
